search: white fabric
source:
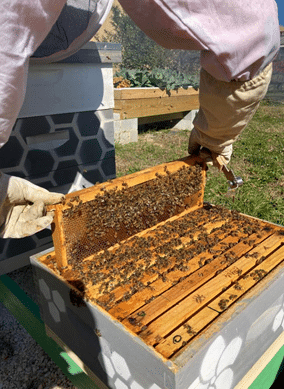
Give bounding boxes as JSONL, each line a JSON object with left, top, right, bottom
{"left": 0, "top": 0, "right": 67, "bottom": 148}
{"left": 0, "top": 0, "right": 113, "bottom": 148}
{"left": 0, "top": 173, "right": 64, "bottom": 239}
{"left": 119, "top": 0, "right": 280, "bottom": 82}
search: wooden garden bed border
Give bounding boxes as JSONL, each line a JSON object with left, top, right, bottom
{"left": 114, "top": 87, "right": 199, "bottom": 120}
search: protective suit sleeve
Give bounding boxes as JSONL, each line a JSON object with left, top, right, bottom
{"left": 0, "top": 0, "right": 68, "bottom": 148}
{"left": 118, "top": 0, "right": 279, "bottom": 82}
{"left": 188, "top": 63, "right": 273, "bottom": 163}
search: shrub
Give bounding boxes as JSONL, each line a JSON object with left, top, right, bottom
{"left": 99, "top": 6, "right": 200, "bottom": 75}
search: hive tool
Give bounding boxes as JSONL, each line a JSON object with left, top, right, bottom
{"left": 199, "top": 149, "right": 243, "bottom": 192}
{"left": 219, "top": 163, "right": 243, "bottom": 190}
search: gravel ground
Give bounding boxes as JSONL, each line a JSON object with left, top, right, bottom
{"left": 0, "top": 266, "right": 78, "bottom": 389}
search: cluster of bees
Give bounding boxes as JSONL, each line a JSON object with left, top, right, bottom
{"left": 50, "top": 193, "right": 275, "bottom": 313}
{"left": 62, "top": 163, "right": 203, "bottom": 263}
{"left": 47, "top": 162, "right": 284, "bottom": 321}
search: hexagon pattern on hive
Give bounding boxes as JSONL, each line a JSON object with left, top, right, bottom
{"left": 39, "top": 279, "right": 67, "bottom": 323}
{"left": 0, "top": 109, "right": 116, "bottom": 268}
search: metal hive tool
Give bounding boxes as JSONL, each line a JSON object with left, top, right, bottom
{"left": 48, "top": 156, "right": 206, "bottom": 270}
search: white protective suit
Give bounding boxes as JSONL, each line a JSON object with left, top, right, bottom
{"left": 0, "top": 0, "right": 280, "bottom": 238}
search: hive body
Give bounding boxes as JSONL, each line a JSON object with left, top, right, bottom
{"left": 32, "top": 158, "right": 284, "bottom": 389}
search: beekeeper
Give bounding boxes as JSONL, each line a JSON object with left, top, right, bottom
{"left": 0, "top": 0, "right": 280, "bottom": 239}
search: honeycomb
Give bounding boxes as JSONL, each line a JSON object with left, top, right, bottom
{"left": 51, "top": 158, "right": 205, "bottom": 268}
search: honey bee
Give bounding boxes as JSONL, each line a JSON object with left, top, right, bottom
{"left": 234, "top": 282, "right": 242, "bottom": 291}
{"left": 193, "top": 294, "right": 205, "bottom": 303}
{"left": 218, "top": 299, "right": 229, "bottom": 310}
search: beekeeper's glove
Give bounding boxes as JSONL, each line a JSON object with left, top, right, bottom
{"left": 188, "top": 63, "right": 273, "bottom": 165}
{"left": 0, "top": 173, "right": 64, "bottom": 239}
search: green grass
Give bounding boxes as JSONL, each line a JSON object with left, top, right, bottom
{"left": 115, "top": 130, "right": 189, "bottom": 175}
{"left": 115, "top": 101, "right": 284, "bottom": 225}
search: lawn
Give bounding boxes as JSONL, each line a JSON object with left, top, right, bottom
{"left": 115, "top": 100, "right": 284, "bottom": 226}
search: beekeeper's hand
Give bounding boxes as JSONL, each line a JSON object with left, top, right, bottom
{"left": 0, "top": 173, "right": 64, "bottom": 239}
{"left": 188, "top": 128, "right": 232, "bottom": 166}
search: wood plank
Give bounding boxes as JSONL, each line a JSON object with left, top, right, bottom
{"left": 114, "top": 87, "right": 199, "bottom": 100}
{"left": 134, "top": 232, "right": 278, "bottom": 346}
{"left": 155, "top": 307, "right": 219, "bottom": 358}
{"left": 208, "top": 238, "right": 284, "bottom": 312}
{"left": 107, "top": 219, "right": 244, "bottom": 319}
{"left": 91, "top": 212, "right": 231, "bottom": 304}
{"left": 50, "top": 204, "right": 67, "bottom": 269}
{"left": 118, "top": 229, "right": 275, "bottom": 335}
{"left": 138, "top": 112, "right": 185, "bottom": 125}
{"left": 115, "top": 95, "right": 200, "bottom": 119}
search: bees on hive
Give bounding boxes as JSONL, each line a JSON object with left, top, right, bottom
{"left": 55, "top": 171, "right": 276, "bottom": 315}
{"left": 250, "top": 269, "right": 267, "bottom": 281}
{"left": 183, "top": 324, "right": 196, "bottom": 335}
{"left": 61, "top": 164, "right": 203, "bottom": 261}
{"left": 193, "top": 294, "right": 205, "bottom": 304}
{"left": 218, "top": 299, "right": 229, "bottom": 310}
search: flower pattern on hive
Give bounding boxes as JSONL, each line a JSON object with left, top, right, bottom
{"left": 272, "top": 294, "right": 284, "bottom": 332}
{"left": 98, "top": 339, "right": 162, "bottom": 389}
{"left": 187, "top": 335, "right": 243, "bottom": 389}
{"left": 38, "top": 281, "right": 162, "bottom": 389}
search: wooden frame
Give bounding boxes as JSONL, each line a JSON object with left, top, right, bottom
{"left": 48, "top": 156, "right": 206, "bottom": 270}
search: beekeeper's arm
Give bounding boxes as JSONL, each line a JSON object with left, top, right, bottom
{"left": 0, "top": 0, "right": 69, "bottom": 238}
{"left": 118, "top": 0, "right": 280, "bottom": 164}
{"left": 0, "top": 0, "right": 113, "bottom": 239}
{"left": 188, "top": 63, "right": 273, "bottom": 164}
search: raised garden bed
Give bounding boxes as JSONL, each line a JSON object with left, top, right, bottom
{"left": 114, "top": 86, "right": 199, "bottom": 120}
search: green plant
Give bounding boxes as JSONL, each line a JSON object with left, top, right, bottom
{"left": 114, "top": 68, "right": 199, "bottom": 91}
{"left": 115, "top": 69, "right": 153, "bottom": 88}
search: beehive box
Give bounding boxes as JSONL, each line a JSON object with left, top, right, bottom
{"left": 30, "top": 157, "right": 284, "bottom": 389}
